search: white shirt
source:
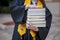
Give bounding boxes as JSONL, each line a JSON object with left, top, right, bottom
{"left": 32, "top": 0, "right": 37, "bottom": 5}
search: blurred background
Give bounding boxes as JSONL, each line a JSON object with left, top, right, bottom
{"left": 0, "top": 0, "right": 60, "bottom": 40}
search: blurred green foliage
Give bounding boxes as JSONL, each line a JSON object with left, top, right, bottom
{"left": 0, "top": 0, "right": 12, "bottom": 13}
{"left": 0, "top": 7, "right": 10, "bottom": 13}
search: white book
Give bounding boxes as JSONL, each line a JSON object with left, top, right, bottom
{"left": 28, "top": 8, "right": 45, "bottom": 16}
{"left": 26, "top": 8, "right": 46, "bottom": 27}
{"left": 27, "top": 16, "right": 45, "bottom": 19}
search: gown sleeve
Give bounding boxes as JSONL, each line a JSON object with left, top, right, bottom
{"left": 38, "top": 0, "right": 52, "bottom": 40}
{"left": 38, "top": 8, "right": 52, "bottom": 40}
{"left": 10, "top": 0, "right": 26, "bottom": 23}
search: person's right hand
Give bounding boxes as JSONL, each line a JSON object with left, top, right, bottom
{"left": 28, "top": 5, "right": 42, "bottom": 9}
{"left": 25, "top": 5, "right": 29, "bottom": 10}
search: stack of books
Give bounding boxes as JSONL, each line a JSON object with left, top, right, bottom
{"left": 26, "top": 8, "right": 46, "bottom": 27}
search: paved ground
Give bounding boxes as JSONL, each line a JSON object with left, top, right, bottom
{"left": 0, "top": 14, "right": 14, "bottom": 40}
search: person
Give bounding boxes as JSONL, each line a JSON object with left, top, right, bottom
{"left": 10, "top": 0, "right": 52, "bottom": 40}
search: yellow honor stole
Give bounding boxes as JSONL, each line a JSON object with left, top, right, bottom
{"left": 17, "top": 0, "right": 43, "bottom": 40}
{"left": 17, "top": 23, "right": 26, "bottom": 40}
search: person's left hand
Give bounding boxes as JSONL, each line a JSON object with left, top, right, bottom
{"left": 27, "top": 23, "right": 39, "bottom": 31}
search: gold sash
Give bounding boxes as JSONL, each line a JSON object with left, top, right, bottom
{"left": 17, "top": 23, "right": 26, "bottom": 40}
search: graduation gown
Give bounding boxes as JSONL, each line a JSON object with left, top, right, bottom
{"left": 10, "top": 0, "right": 52, "bottom": 40}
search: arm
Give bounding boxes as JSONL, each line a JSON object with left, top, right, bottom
{"left": 37, "top": 0, "right": 52, "bottom": 39}
{"left": 39, "top": 12, "right": 52, "bottom": 40}
{"left": 10, "top": 0, "right": 26, "bottom": 23}
{"left": 38, "top": 27, "right": 49, "bottom": 40}
{"left": 11, "top": 0, "right": 25, "bottom": 13}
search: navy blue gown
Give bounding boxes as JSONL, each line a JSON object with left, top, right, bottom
{"left": 10, "top": 0, "right": 52, "bottom": 40}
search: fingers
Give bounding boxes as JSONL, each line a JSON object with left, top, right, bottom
{"left": 25, "top": 5, "right": 42, "bottom": 10}
{"left": 27, "top": 23, "right": 39, "bottom": 31}
{"left": 25, "top": 5, "right": 29, "bottom": 10}
{"left": 28, "top": 5, "right": 42, "bottom": 9}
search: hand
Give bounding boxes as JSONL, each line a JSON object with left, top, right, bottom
{"left": 25, "top": 5, "right": 29, "bottom": 10}
{"left": 27, "top": 23, "right": 39, "bottom": 31}
{"left": 28, "top": 5, "right": 42, "bottom": 9}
